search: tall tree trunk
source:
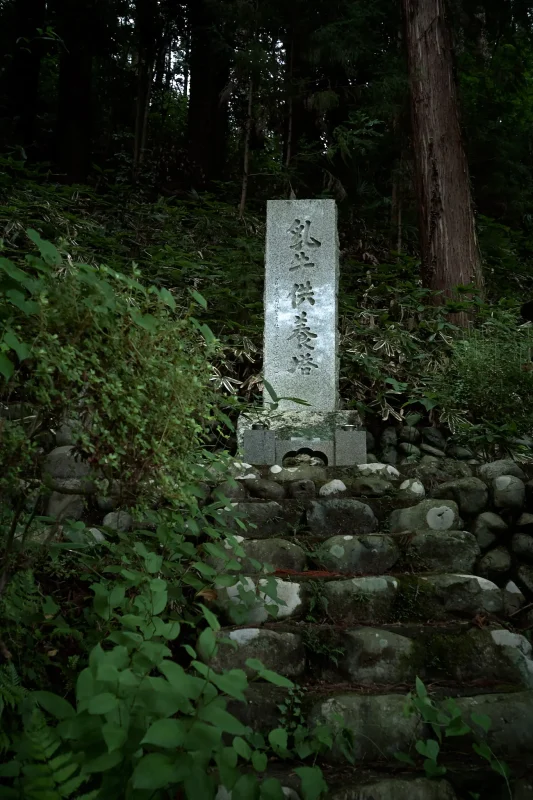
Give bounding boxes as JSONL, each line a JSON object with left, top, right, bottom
{"left": 402, "top": 0, "right": 483, "bottom": 302}
{"left": 239, "top": 78, "right": 253, "bottom": 217}
{"left": 132, "top": 0, "right": 163, "bottom": 177}
{"left": 186, "top": 0, "right": 230, "bottom": 188}
{"left": 55, "top": 0, "right": 94, "bottom": 183}
{"left": 2, "top": 0, "right": 46, "bottom": 152}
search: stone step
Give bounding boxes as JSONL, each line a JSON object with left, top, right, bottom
{"left": 214, "top": 529, "right": 480, "bottom": 576}
{"left": 225, "top": 684, "right": 533, "bottom": 765}
{"left": 215, "top": 573, "right": 506, "bottom": 626}
{"left": 204, "top": 622, "right": 533, "bottom": 691}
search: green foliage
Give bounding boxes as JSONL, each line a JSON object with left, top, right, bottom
{"left": 397, "top": 677, "right": 511, "bottom": 796}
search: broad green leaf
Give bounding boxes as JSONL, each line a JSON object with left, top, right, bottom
{"left": 245, "top": 658, "right": 265, "bottom": 673}
{"left": 415, "top": 676, "right": 428, "bottom": 699}
{"left": 33, "top": 691, "right": 75, "bottom": 719}
{"left": 184, "top": 764, "right": 216, "bottom": 800}
{"left": 0, "top": 352, "right": 14, "bottom": 379}
{"left": 197, "top": 705, "right": 247, "bottom": 735}
{"left": 189, "top": 288, "right": 207, "bottom": 309}
{"left": 258, "top": 669, "right": 294, "bottom": 689}
{"left": 199, "top": 602, "right": 221, "bottom": 631}
{"left": 294, "top": 766, "right": 328, "bottom": 800}
{"left": 252, "top": 750, "right": 267, "bottom": 772}
{"left": 132, "top": 753, "right": 185, "bottom": 789}
{"left": 260, "top": 778, "right": 285, "bottom": 800}
{"left": 471, "top": 712, "right": 491, "bottom": 733}
{"left": 82, "top": 750, "right": 123, "bottom": 774}
{"left": 102, "top": 722, "right": 127, "bottom": 753}
{"left": 268, "top": 728, "right": 288, "bottom": 754}
{"left": 141, "top": 718, "right": 186, "bottom": 748}
{"left": 27, "top": 228, "right": 62, "bottom": 265}
{"left": 232, "top": 736, "right": 252, "bottom": 760}
{"left": 3, "top": 330, "right": 30, "bottom": 361}
{"left": 208, "top": 668, "right": 248, "bottom": 702}
{"left": 232, "top": 773, "right": 259, "bottom": 800}
{"left": 197, "top": 627, "right": 218, "bottom": 661}
{"left": 88, "top": 693, "right": 118, "bottom": 715}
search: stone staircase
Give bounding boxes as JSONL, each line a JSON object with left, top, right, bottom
{"left": 205, "top": 460, "right": 533, "bottom": 799}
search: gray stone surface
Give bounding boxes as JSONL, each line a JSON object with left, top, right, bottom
{"left": 213, "top": 480, "right": 249, "bottom": 501}
{"left": 420, "top": 444, "right": 445, "bottom": 457}
{"left": 351, "top": 476, "right": 392, "bottom": 497}
{"left": 340, "top": 628, "right": 416, "bottom": 684}
{"left": 476, "top": 546, "right": 512, "bottom": 577}
{"left": 389, "top": 499, "right": 461, "bottom": 533}
{"left": 236, "top": 538, "right": 307, "bottom": 573}
{"left": 400, "top": 426, "right": 421, "bottom": 444}
{"left": 246, "top": 478, "right": 285, "bottom": 501}
{"left": 424, "top": 574, "right": 503, "bottom": 615}
{"left": 380, "top": 427, "right": 397, "bottom": 448}
{"left": 335, "top": 428, "right": 367, "bottom": 466}
{"left": 396, "top": 478, "right": 426, "bottom": 505}
{"left": 310, "top": 690, "right": 533, "bottom": 761}
{"left": 216, "top": 577, "right": 305, "bottom": 624}
{"left": 422, "top": 427, "right": 447, "bottom": 450}
{"left": 479, "top": 459, "right": 526, "bottom": 483}
{"left": 401, "top": 458, "right": 472, "bottom": 486}
{"left": 307, "top": 499, "right": 378, "bottom": 537}
{"left": 330, "top": 779, "right": 457, "bottom": 800}
{"left": 503, "top": 581, "right": 526, "bottom": 616}
{"left": 287, "top": 479, "right": 316, "bottom": 499}
{"left": 207, "top": 628, "right": 305, "bottom": 677}
{"left": 227, "top": 501, "right": 291, "bottom": 538}
{"left": 318, "top": 534, "right": 400, "bottom": 575}
{"left": 365, "top": 430, "right": 376, "bottom": 452}
{"left": 102, "top": 511, "right": 133, "bottom": 532}
{"left": 323, "top": 577, "right": 399, "bottom": 624}
{"left": 242, "top": 427, "right": 276, "bottom": 465}
{"left": 319, "top": 479, "right": 347, "bottom": 497}
{"left": 446, "top": 444, "right": 473, "bottom": 460}
{"left": 309, "top": 694, "right": 422, "bottom": 760}
{"left": 46, "top": 492, "right": 85, "bottom": 521}
{"left": 517, "top": 565, "right": 533, "bottom": 594}
{"left": 406, "top": 530, "right": 479, "bottom": 573}
{"left": 264, "top": 199, "right": 339, "bottom": 411}
{"left": 399, "top": 442, "right": 421, "bottom": 457}
{"left": 512, "top": 533, "right": 533, "bottom": 562}
{"left": 472, "top": 511, "right": 508, "bottom": 550}
{"left": 493, "top": 475, "right": 526, "bottom": 510}
{"left": 517, "top": 512, "right": 533, "bottom": 533}
{"left": 431, "top": 477, "right": 488, "bottom": 516}
{"left": 43, "top": 445, "right": 92, "bottom": 482}
{"left": 380, "top": 447, "right": 398, "bottom": 465}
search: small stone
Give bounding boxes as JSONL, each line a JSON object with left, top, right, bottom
{"left": 366, "top": 430, "right": 376, "bottom": 453}
{"left": 380, "top": 427, "right": 398, "bottom": 447}
{"left": 214, "top": 480, "right": 249, "bottom": 501}
{"left": 517, "top": 565, "right": 533, "bottom": 594}
{"left": 42, "top": 445, "right": 93, "bottom": 486}
{"left": 318, "top": 534, "right": 400, "bottom": 575}
{"left": 477, "top": 546, "right": 512, "bottom": 578}
{"left": 446, "top": 444, "right": 474, "bottom": 460}
{"left": 517, "top": 513, "right": 533, "bottom": 533}
{"left": 102, "top": 511, "right": 133, "bottom": 532}
{"left": 399, "top": 426, "right": 421, "bottom": 444}
{"left": 307, "top": 500, "right": 378, "bottom": 538}
{"left": 207, "top": 628, "right": 305, "bottom": 678}
{"left": 422, "top": 427, "right": 447, "bottom": 450}
{"left": 351, "top": 477, "right": 392, "bottom": 497}
{"left": 323, "top": 577, "right": 399, "bottom": 624}
{"left": 217, "top": 577, "right": 304, "bottom": 624}
{"left": 407, "top": 530, "right": 479, "bottom": 573}
{"left": 389, "top": 499, "right": 461, "bottom": 533}
{"left": 503, "top": 581, "right": 526, "bottom": 617}
{"left": 96, "top": 495, "right": 119, "bottom": 513}
{"left": 340, "top": 628, "right": 416, "bottom": 684}
{"left": 237, "top": 538, "right": 307, "bottom": 573}
{"left": 399, "top": 442, "right": 421, "bottom": 457}
{"left": 225, "top": 501, "right": 290, "bottom": 539}
{"left": 246, "top": 479, "right": 285, "bottom": 501}
{"left": 287, "top": 479, "right": 316, "bottom": 499}
{"left": 381, "top": 447, "right": 398, "bottom": 465}
{"left": 397, "top": 479, "right": 426, "bottom": 504}
{"left": 46, "top": 492, "right": 85, "bottom": 521}
{"left": 478, "top": 460, "right": 526, "bottom": 483}
{"left": 402, "top": 458, "right": 473, "bottom": 486}
{"left": 366, "top": 453, "right": 379, "bottom": 464}
{"left": 426, "top": 574, "right": 503, "bottom": 615}
{"left": 493, "top": 475, "right": 526, "bottom": 510}
{"left": 525, "top": 479, "right": 533, "bottom": 510}
{"left": 420, "top": 444, "right": 446, "bottom": 457}
{"left": 431, "top": 477, "right": 489, "bottom": 516}
{"left": 472, "top": 512, "right": 508, "bottom": 550}
{"left": 319, "top": 479, "right": 347, "bottom": 497}
{"left": 357, "top": 463, "right": 400, "bottom": 480}
{"left": 330, "top": 778, "right": 457, "bottom": 800}
{"left": 270, "top": 464, "right": 283, "bottom": 474}
{"left": 512, "top": 533, "right": 533, "bottom": 562}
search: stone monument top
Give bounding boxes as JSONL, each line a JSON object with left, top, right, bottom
{"left": 263, "top": 198, "right": 338, "bottom": 411}
{"left": 239, "top": 197, "right": 366, "bottom": 467}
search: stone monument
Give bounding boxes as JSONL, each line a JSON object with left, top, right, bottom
{"left": 240, "top": 198, "right": 366, "bottom": 467}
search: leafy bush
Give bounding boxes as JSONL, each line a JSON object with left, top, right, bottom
{"left": 422, "top": 311, "right": 533, "bottom": 451}
{"left": 0, "top": 228, "right": 216, "bottom": 506}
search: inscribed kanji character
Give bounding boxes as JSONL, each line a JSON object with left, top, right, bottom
{"left": 289, "top": 281, "right": 315, "bottom": 308}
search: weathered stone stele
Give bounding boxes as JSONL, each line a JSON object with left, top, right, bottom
{"left": 263, "top": 199, "right": 339, "bottom": 411}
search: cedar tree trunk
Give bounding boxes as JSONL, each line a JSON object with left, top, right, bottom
{"left": 402, "top": 0, "right": 483, "bottom": 301}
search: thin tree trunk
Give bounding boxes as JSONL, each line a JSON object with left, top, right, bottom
{"left": 402, "top": 0, "right": 484, "bottom": 305}
{"left": 239, "top": 78, "right": 254, "bottom": 218}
